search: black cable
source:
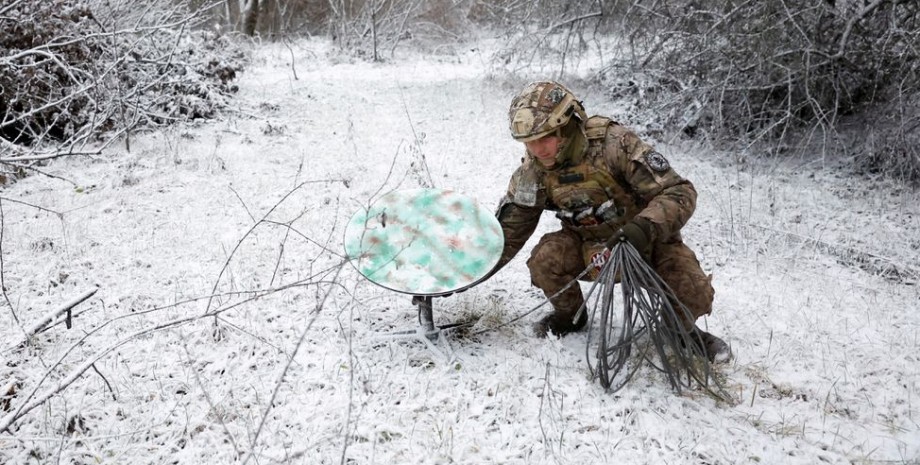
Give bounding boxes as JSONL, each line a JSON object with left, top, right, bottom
{"left": 584, "top": 242, "right": 732, "bottom": 401}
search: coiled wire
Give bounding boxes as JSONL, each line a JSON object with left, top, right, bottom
{"left": 577, "top": 242, "right": 731, "bottom": 401}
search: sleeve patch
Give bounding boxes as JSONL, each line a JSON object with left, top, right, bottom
{"left": 645, "top": 151, "right": 670, "bottom": 172}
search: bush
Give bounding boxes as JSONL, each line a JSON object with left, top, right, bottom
{"left": 0, "top": 1, "right": 98, "bottom": 146}
{"left": 604, "top": 0, "right": 920, "bottom": 183}
{"left": 487, "top": 0, "right": 920, "bottom": 184}
{"left": 0, "top": 0, "right": 245, "bottom": 161}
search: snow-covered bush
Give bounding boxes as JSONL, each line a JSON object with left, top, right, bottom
{"left": 604, "top": 0, "right": 920, "bottom": 183}
{"left": 488, "top": 0, "right": 920, "bottom": 184}
{"left": 0, "top": 0, "right": 245, "bottom": 165}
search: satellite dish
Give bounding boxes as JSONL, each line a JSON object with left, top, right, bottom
{"left": 344, "top": 188, "right": 504, "bottom": 296}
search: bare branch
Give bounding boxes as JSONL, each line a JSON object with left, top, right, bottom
{"left": 204, "top": 179, "right": 348, "bottom": 315}
{"left": 0, "top": 0, "right": 25, "bottom": 16}
{"left": 828, "top": 0, "right": 888, "bottom": 60}
{"left": 7, "top": 288, "right": 99, "bottom": 350}
{"left": 0, "top": 261, "right": 348, "bottom": 434}
{"left": 242, "top": 265, "right": 344, "bottom": 465}
{"left": 0, "top": 196, "right": 64, "bottom": 218}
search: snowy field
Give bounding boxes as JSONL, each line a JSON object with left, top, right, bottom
{"left": 1, "top": 38, "right": 919, "bottom": 464}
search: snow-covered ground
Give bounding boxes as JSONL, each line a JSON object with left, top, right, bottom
{"left": 1, "top": 38, "right": 918, "bottom": 464}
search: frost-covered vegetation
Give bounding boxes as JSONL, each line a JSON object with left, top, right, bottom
{"left": 0, "top": 0, "right": 244, "bottom": 176}
{"left": 0, "top": 1, "right": 918, "bottom": 464}
{"left": 3, "top": 0, "right": 918, "bottom": 183}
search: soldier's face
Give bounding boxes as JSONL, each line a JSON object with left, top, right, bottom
{"left": 524, "top": 135, "right": 562, "bottom": 168}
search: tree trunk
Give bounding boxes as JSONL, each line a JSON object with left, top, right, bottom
{"left": 242, "top": 0, "right": 259, "bottom": 36}
{"left": 224, "top": 0, "right": 240, "bottom": 31}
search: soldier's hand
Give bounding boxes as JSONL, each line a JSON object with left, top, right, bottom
{"left": 595, "top": 199, "right": 619, "bottom": 223}
{"left": 605, "top": 219, "right": 652, "bottom": 259}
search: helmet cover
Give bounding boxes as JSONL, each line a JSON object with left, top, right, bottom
{"left": 508, "top": 81, "right": 586, "bottom": 142}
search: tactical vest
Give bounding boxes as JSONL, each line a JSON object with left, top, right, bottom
{"left": 543, "top": 116, "right": 645, "bottom": 241}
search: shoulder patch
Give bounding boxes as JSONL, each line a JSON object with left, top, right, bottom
{"left": 509, "top": 161, "right": 542, "bottom": 207}
{"left": 644, "top": 151, "right": 670, "bottom": 172}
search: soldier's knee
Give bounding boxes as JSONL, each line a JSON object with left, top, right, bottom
{"left": 528, "top": 243, "right": 556, "bottom": 268}
{"left": 528, "top": 242, "right": 568, "bottom": 285}
{"left": 528, "top": 251, "right": 563, "bottom": 287}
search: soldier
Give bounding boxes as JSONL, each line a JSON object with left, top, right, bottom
{"left": 493, "top": 81, "right": 731, "bottom": 363}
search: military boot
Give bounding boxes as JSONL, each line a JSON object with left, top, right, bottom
{"left": 690, "top": 328, "right": 732, "bottom": 364}
{"left": 533, "top": 310, "right": 587, "bottom": 338}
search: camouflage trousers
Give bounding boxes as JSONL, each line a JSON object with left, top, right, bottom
{"left": 526, "top": 228, "right": 714, "bottom": 329}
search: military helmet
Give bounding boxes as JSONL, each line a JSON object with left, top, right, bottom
{"left": 508, "top": 81, "right": 586, "bottom": 142}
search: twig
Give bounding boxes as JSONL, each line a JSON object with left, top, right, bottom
{"left": 181, "top": 335, "right": 242, "bottom": 457}
{"left": 0, "top": 0, "right": 24, "bottom": 16}
{"left": 0, "top": 256, "right": 347, "bottom": 434}
{"left": 537, "top": 363, "right": 553, "bottom": 455}
{"left": 547, "top": 11, "right": 603, "bottom": 33}
{"left": 24, "top": 303, "right": 95, "bottom": 341}
{"left": 262, "top": 220, "right": 345, "bottom": 259}
{"left": 0, "top": 148, "right": 105, "bottom": 165}
{"left": 16, "top": 165, "right": 78, "bottom": 186}
{"left": 269, "top": 220, "right": 293, "bottom": 287}
{"left": 283, "top": 37, "right": 299, "bottom": 80}
{"left": 228, "top": 185, "right": 256, "bottom": 223}
{"left": 827, "top": 0, "right": 887, "bottom": 60}
{"left": 0, "top": 199, "right": 20, "bottom": 326}
{"left": 0, "top": 196, "right": 64, "bottom": 219}
{"left": 90, "top": 364, "right": 116, "bottom": 401}
{"left": 242, "top": 265, "right": 344, "bottom": 465}
{"left": 214, "top": 316, "right": 288, "bottom": 356}
{"left": 396, "top": 85, "right": 434, "bottom": 188}
{"left": 337, "top": 265, "right": 357, "bottom": 465}
{"left": 204, "top": 179, "right": 347, "bottom": 315}
{"left": 11, "top": 288, "right": 99, "bottom": 349}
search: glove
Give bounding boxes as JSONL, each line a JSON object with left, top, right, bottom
{"left": 595, "top": 199, "right": 619, "bottom": 223}
{"left": 605, "top": 219, "right": 652, "bottom": 258}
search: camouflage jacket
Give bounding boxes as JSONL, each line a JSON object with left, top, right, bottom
{"left": 494, "top": 116, "right": 697, "bottom": 270}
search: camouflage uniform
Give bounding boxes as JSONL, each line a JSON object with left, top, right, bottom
{"left": 496, "top": 97, "right": 714, "bottom": 334}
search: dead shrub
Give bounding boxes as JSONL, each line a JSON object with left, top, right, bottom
{"left": 490, "top": 0, "right": 920, "bottom": 184}
{"left": 0, "top": 0, "right": 245, "bottom": 166}
{"left": 606, "top": 0, "right": 920, "bottom": 184}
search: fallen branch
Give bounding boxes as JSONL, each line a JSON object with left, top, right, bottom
{"left": 10, "top": 287, "right": 99, "bottom": 349}
{"left": 0, "top": 196, "right": 64, "bottom": 219}
{"left": 0, "top": 151, "right": 99, "bottom": 164}
{"left": 0, "top": 199, "right": 20, "bottom": 328}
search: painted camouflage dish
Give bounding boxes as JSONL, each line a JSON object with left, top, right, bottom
{"left": 344, "top": 188, "right": 504, "bottom": 296}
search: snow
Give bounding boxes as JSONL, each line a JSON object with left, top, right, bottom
{"left": 1, "top": 37, "right": 919, "bottom": 464}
